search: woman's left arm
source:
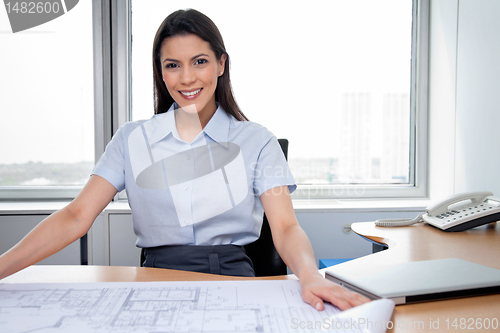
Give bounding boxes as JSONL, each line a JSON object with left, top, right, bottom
{"left": 261, "top": 186, "right": 370, "bottom": 311}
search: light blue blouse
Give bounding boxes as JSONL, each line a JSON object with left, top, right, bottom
{"left": 92, "top": 103, "right": 296, "bottom": 248}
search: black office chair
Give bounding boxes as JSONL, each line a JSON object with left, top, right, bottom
{"left": 141, "top": 139, "right": 289, "bottom": 276}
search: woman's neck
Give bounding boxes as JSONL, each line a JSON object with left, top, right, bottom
{"left": 174, "top": 104, "right": 216, "bottom": 143}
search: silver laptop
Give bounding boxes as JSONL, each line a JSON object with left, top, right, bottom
{"left": 325, "top": 258, "right": 500, "bottom": 305}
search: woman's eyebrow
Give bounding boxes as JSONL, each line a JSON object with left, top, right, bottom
{"left": 163, "top": 58, "right": 179, "bottom": 64}
{"left": 162, "top": 53, "right": 210, "bottom": 64}
{"left": 191, "top": 53, "right": 209, "bottom": 60}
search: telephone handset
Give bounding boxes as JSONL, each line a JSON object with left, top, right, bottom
{"left": 375, "top": 191, "right": 500, "bottom": 231}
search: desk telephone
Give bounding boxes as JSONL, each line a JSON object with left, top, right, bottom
{"left": 375, "top": 191, "right": 500, "bottom": 231}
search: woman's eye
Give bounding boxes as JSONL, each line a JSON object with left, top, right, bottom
{"left": 165, "top": 63, "right": 178, "bottom": 69}
{"left": 194, "top": 59, "right": 208, "bottom": 65}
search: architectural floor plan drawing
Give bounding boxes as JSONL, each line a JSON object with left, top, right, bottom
{"left": 0, "top": 280, "right": 394, "bottom": 333}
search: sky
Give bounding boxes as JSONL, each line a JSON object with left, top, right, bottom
{"left": 0, "top": 1, "right": 94, "bottom": 165}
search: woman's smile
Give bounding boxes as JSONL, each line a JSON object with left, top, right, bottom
{"left": 179, "top": 88, "right": 203, "bottom": 99}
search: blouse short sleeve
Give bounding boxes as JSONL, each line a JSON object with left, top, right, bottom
{"left": 91, "top": 124, "right": 130, "bottom": 192}
{"left": 252, "top": 136, "right": 296, "bottom": 197}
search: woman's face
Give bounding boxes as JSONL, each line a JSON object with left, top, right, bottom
{"left": 159, "top": 34, "right": 226, "bottom": 117}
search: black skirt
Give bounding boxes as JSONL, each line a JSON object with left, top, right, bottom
{"left": 142, "top": 244, "right": 255, "bottom": 277}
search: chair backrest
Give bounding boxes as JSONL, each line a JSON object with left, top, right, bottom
{"left": 141, "top": 139, "right": 289, "bottom": 276}
{"left": 243, "top": 138, "right": 288, "bottom": 276}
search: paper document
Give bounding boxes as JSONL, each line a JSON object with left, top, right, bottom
{"left": 0, "top": 279, "right": 394, "bottom": 333}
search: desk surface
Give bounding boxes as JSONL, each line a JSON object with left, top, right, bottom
{"left": 349, "top": 221, "right": 500, "bottom": 332}
{"left": 0, "top": 265, "right": 295, "bottom": 283}
{"left": 2, "top": 222, "right": 500, "bottom": 333}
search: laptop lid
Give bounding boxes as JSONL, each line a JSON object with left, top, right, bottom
{"left": 325, "top": 258, "right": 500, "bottom": 305}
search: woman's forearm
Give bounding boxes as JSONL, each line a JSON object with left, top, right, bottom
{"left": 0, "top": 205, "right": 88, "bottom": 280}
{"left": 260, "top": 187, "right": 320, "bottom": 279}
{"left": 272, "top": 223, "right": 320, "bottom": 279}
{"left": 0, "top": 175, "right": 117, "bottom": 280}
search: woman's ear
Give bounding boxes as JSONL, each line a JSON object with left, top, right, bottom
{"left": 218, "top": 54, "right": 227, "bottom": 76}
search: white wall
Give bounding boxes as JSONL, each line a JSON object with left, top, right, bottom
{"left": 454, "top": 0, "right": 500, "bottom": 194}
{"left": 428, "top": 0, "right": 500, "bottom": 199}
{"left": 428, "top": 0, "right": 458, "bottom": 200}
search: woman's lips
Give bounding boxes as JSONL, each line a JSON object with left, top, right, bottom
{"left": 179, "top": 88, "right": 202, "bottom": 99}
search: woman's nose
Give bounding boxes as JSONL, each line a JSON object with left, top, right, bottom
{"left": 180, "top": 67, "right": 195, "bottom": 85}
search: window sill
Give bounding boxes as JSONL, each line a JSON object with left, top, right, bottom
{"left": 292, "top": 198, "right": 429, "bottom": 213}
{"left": 0, "top": 198, "right": 430, "bottom": 215}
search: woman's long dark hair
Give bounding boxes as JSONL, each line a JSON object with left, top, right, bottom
{"left": 152, "top": 9, "right": 248, "bottom": 121}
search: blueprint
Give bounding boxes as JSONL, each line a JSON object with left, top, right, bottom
{"left": 0, "top": 280, "right": 394, "bottom": 333}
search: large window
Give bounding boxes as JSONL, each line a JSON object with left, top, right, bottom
{"left": 128, "top": 0, "right": 428, "bottom": 199}
{"left": 0, "top": 0, "right": 428, "bottom": 200}
{"left": 0, "top": 1, "right": 94, "bottom": 199}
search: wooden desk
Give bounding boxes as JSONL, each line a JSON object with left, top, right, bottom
{"left": 349, "top": 221, "right": 500, "bottom": 332}
{"left": 0, "top": 265, "right": 294, "bottom": 284}
{"left": 2, "top": 222, "right": 499, "bottom": 332}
